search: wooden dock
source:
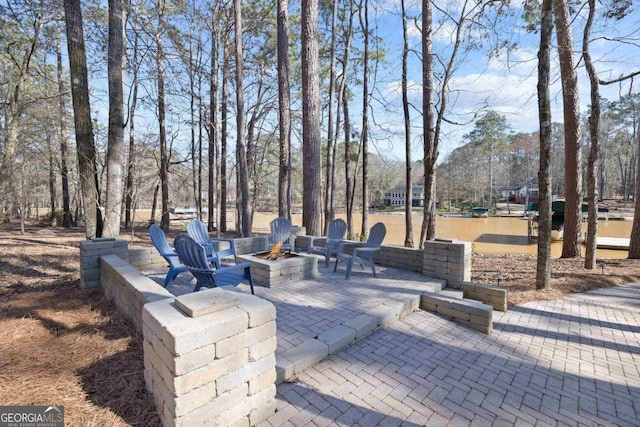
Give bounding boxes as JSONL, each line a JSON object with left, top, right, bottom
{"left": 595, "top": 237, "right": 630, "bottom": 250}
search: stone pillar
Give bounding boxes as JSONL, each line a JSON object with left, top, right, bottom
{"left": 142, "top": 288, "right": 277, "bottom": 427}
{"left": 79, "top": 238, "right": 129, "bottom": 289}
{"left": 423, "top": 239, "right": 471, "bottom": 287}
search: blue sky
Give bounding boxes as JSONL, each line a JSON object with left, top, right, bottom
{"left": 366, "top": 0, "right": 640, "bottom": 161}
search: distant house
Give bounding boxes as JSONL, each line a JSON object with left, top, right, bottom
{"left": 383, "top": 185, "right": 425, "bottom": 207}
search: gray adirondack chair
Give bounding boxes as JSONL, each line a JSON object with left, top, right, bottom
{"left": 308, "top": 218, "right": 348, "bottom": 267}
{"left": 269, "top": 217, "right": 293, "bottom": 252}
{"left": 174, "top": 234, "right": 254, "bottom": 293}
{"left": 334, "top": 222, "right": 386, "bottom": 279}
{"left": 149, "top": 224, "right": 189, "bottom": 287}
{"left": 186, "top": 220, "right": 236, "bottom": 268}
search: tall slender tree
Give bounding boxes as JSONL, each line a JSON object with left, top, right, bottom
{"left": 64, "top": 0, "right": 102, "bottom": 238}
{"left": 235, "top": 0, "right": 251, "bottom": 236}
{"left": 104, "top": 0, "right": 126, "bottom": 237}
{"left": 420, "top": 0, "right": 434, "bottom": 247}
{"left": 301, "top": 0, "right": 322, "bottom": 236}
{"left": 359, "top": 0, "right": 370, "bottom": 240}
{"left": 582, "top": 0, "right": 600, "bottom": 269}
{"left": 536, "top": 0, "right": 553, "bottom": 289}
{"left": 277, "top": 0, "right": 291, "bottom": 220}
{"left": 553, "top": 0, "right": 582, "bottom": 258}
{"left": 401, "top": 0, "right": 413, "bottom": 248}
{"left": 56, "top": 35, "right": 72, "bottom": 228}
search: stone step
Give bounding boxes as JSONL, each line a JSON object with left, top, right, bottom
{"left": 438, "top": 287, "right": 465, "bottom": 299}
{"left": 420, "top": 291, "right": 493, "bottom": 334}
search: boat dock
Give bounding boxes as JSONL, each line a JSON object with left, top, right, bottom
{"left": 596, "top": 237, "right": 630, "bottom": 250}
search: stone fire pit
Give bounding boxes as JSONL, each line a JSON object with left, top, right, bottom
{"left": 237, "top": 251, "right": 318, "bottom": 288}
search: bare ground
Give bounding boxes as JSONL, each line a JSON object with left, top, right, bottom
{"left": 1, "top": 220, "right": 639, "bottom": 425}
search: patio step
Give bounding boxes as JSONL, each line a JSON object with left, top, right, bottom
{"left": 420, "top": 291, "right": 493, "bottom": 335}
{"left": 438, "top": 287, "right": 465, "bottom": 299}
{"left": 275, "top": 277, "right": 445, "bottom": 384}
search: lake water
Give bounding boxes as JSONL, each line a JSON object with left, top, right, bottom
{"left": 253, "top": 212, "right": 634, "bottom": 259}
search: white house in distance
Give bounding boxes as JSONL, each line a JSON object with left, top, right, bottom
{"left": 383, "top": 185, "right": 425, "bottom": 207}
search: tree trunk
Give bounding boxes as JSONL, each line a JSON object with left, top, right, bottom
{"left": 235, "top": 0, "right": 251, "bottom": 236}
{"left": 301, "top": 0, "right": 322, "bottom": 236}
{"left": 156, "top": 6, "right": 170, "bottom": 231}
{"left": 56, "top": 38, "right": 73, "bottom": 228}
{"left": 419, "top": 0, "right": 435, "bottom": 247}
{"left": 48, "top": 140, "right": 57, "bottom": 216}
{"left": 536, "top": 0, "right": 553, "bottom": 290}
{"left": 221, "top": 44, "right": 229, "bottom": 233}
{"left": 323, "top": 0, "right": 338, "bottom": 234}
{"left": 340, "top": 0, "right": 355, "bottom": 239}
{"left": 125, "top": 32, "right": 139, "bottom": 230}
{"left": 629, "top": 120, "right": 640, "bottom": 258}
{"left": 554, "top": 0, "right": 582, "bottom": 258}
{"left": 64, "top": 0, "right": 102, "bottom": 239}
{"left": 583, "top": 0, "right": 600, "bottom": 269}
{"left": 104, "top": 0, "right": 126, "bottom": 237}
{"left": 359, "top": 0, "right": 369, "bottom": 240}
{"left": 277, "top": 0, "right": 291, "bottom": 220}
{"left": 208, "top": 8, "right": 219, "bottom": 233}
{"left": 401, "top": 0, "right": 413, "bottom": 248}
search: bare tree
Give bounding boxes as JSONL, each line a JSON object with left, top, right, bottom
{"left": 536, "top": 0, "right": 553, "bottom": 289}
{"left": 104, "top": 0, "right": 126, "bottom": 237}
{"left": 155, "top": 0, "right": 170, "bottom": 231}
{"left": 401, "top": 0, "right": 413, "bottom": 248}
{"left": 64, "top": 0, "right": 102, "bottom": 238}
{"left": 582, "top": 0, "right": 600, "bottom": 269}
{"left": 420, "top": 0, "right": 434, "bottom": 246}
{"left": 301, "top": 0, "right": 322, "bottom": 236}
{"left": 235, "top": 0, "right": 251, "bottom": 236}
{"left": 554, "top": 0, "right": 582, "bottom": 258}
{"left": 359, "top": 0, "right": 370, "bottom": 240}
{"left": 125, "top": 31, "right": 139, "bottom": 230}
{"left": 323, "top": 0, "right": 339, "bottom": 233}
{"left": 277, "top": 0, "right": 291, "bottom": 220}
{"left": 56, "top": 35, "right": 73, "bottom": 228}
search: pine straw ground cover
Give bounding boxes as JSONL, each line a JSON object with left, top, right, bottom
{"left": 1, "top": 221, "right": 640, "bottom": 425}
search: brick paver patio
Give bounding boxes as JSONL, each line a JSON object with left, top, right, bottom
{"left": 260, "top": 284, "right": 640, "bottom": 426}
{"left": 148, "top": 259, "right": 640, "bottom": 426}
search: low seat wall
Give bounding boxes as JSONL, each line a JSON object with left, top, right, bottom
{"left": 100, "top": 254, "right": 174, "bottom": 333}
{"left": 420, "top": 293, "right": 493, "bottom": 334}
{"left": 460, "top": 282, "right": 508, "bottom": 311}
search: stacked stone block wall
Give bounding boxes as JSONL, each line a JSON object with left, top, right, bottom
{"left": 420, "top": 293, "right": 493, "bottom": 334}
{"left": 79, "top": 238, "right": 129, "bottom": 289}
{"left": 234, "top": 236, "right": 269, "bottom": 255}
{"left": 143, "top": 288, "right": 277, "bottom": 427}
{"left": 460, "top": 282, "right": 508, "bottom": 311}
{"left": 423, "top": 240, "right": 471, "bottom": 287}
{"left": 129, "top": 247, "right": 167, "bottom": 271}
{"left": 100, "top": 254, "right": 174, "bottom": 333}
{"left": 373, "top": 245, "right": 423, "bottom": 272}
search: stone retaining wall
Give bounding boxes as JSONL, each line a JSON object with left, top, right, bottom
{"left": 423, "top": 240, "right": 472, "bottom": 286}
{"left": 143, "top": 288, "right": 277, "bottom": 426}
{"left": 420, "top": 293, "right": 493, "bottom": 334}
{"left": 79, "top": 238, "right": 129, "bottom": 289}
{"left": 129, "top": 247, "right": 167, "bottom": 271}
{"left": 460, "top": 282, "right": 508, "bottom": 311}
{"left": 100, "top": 254, "right": 173, "bottom": 333}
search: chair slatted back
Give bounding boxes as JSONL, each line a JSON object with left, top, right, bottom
{"left": 269, "top": 217, "right": 292, "bottom": 246}
{"left": 174, "top": 234, "right": 216, "bottom": 288}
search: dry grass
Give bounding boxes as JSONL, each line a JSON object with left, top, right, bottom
{"left": 0, "top": 222, "right": 159, "bottom": 426}
{"left": 472, "top": 254, "right": 640, "bottom": 305}
{"left": 1, "top": 220, "right": 639, "bottom": 425}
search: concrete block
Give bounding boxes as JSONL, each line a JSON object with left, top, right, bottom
{"left": 175, "top": 383, "right": 248, "bottom": 425}
{"left": 217, "top": 321, "right": 276, "bottom": 359}
{"left": 317, "top": 324, "right": 357, "bottom": 354}
{"left": 217, "top": 354, "right": 275, "bottom": 395}
{"left": 175, "top": 288, "right": 240, "bottom": 318}
{"left": 343, "top": 313, "right": 378, "bottom": 339}
{"left": 282, "top": 339, "right": 328, "bottom": 375}
{"left": 248, "top": 368, "right": 277, "bottom": 396}
{"left": 174, "top": 349, "right": 248, "bottom": 394}
{"left": 367, "top": 305, "right": 398, "bottom": 327}
{"left": 249, "top": 336, "right": 278, "bottom": 362}
{"left": 275, "top": 354, "right": 294, "bottom": 384}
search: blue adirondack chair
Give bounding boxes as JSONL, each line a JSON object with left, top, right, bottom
{"left": 308, "top": 218, "right": 348, "bottom": 267}
{"left": 334, "top": 222, "right": 386, "bottom": 279}
{"left": 269, "top": 217, "right": 293, "bottom": 253}
{"left": 174, "top": 234, "right": 254, "bottom": 294}
{"left": 149, "top": 224, "right": 189, "bottom": 287}
{"left": 186, "top": 220, "right": 237, "bottom": 268}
